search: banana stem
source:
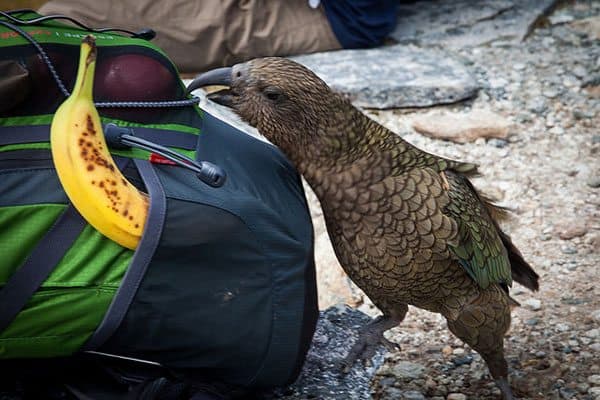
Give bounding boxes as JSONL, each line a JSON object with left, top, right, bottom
{"left": 72, "top": 35, "right": 97, "bottom": 101}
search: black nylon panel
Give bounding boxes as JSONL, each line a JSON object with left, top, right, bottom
{"left": 103, "top": 115, "right": 317, "bottom": 387}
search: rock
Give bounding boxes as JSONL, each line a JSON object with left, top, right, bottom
{"left": 290, "top": 45, "right": 479, "bottom": 109}
{"left": 528, "top": 97, "right": 548, "bottom": 114}
{"left": 589, "top": 375, "right": 600, "bottom": 386}
{"left": 555, "top": 323, "right": 571, "bottom": 332}
{"left": 452, "top": 356, "right": 473, "bottom": 366}
{"left": 589, "top": 387, "right": 600, "bottom": 399}
{"left": 558, "top": 222, "right": 588, "bottom": 240}
{"left": 452, "top": 348, "right": 466, "bottom": 356}
{"left": 569, "top": 16, "right": 600, "bottom": 41}
{"left": 587, "top": 177, "right": 600, "bottom": 188}
{"left": 442, "top": 346, "right": 453, "bottom": 356}
{"left": 578, "top": 383, "right": 591, "bottom": 393}
{"left": 523, "top": 298, "right": 542, "bottom": 311}
{"left": 548, "top": 126, "right": 565, "bottom": 135}
{"left": 489, "top": 77, "right": 509, "bottom": 89}
{"left": 560, "top": 387, "right": 577, "bottom": 399}
{"left": 585, "top": 329, "right": 600, "bottom": 339}
{"left": 447, "top": 393, "right": 467, "bottom": 400}
{"left": 391, "top": 361, "right": 427, "bottom": 380}
{"left": 269, "top": 306, "right": 386, "bottom": 400}
{"left": 391, "top": 0, "right": 559, "bottom": 48}
{"left": 411, "top": 109, "right": 511, "bottom": 143}
{"left": 572, "top": 65, "right": 587, "bottom": 79}
{"left": 549, "top": 13, "right": 575, "bottom": 25}
{"left": 592, "top": 310, "right": 600, "bottom": 323}
{"left": 488, "top": 138, "right": 509, "bottom": 148}
{"left": 560, "top": 245, "right": 578, "bottom": 255}
{"left": 402, "top": 390, "right": 426, "bottom": 400}
{"left": 543, "top": 88, "right": 560, "bottom": 99}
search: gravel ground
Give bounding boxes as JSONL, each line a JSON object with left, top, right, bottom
{"left": 307, "top": 2, "right": 599, "bottom": 399}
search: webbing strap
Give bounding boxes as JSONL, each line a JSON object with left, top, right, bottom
{"left": 0, "top": 204, "right": 86, "bottom": 332}
{"left": 83, "top": 159, "right": 166, "bottom": 350}
{"left": 0, "top": 125, "right": 198, "bottom": 150}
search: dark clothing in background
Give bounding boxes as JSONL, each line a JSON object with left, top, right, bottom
{"left": 321, "top": 0, "right": 399, "bottom": 48}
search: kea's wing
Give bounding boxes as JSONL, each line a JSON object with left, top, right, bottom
{"left": 335, "top": 167, "right": 512, "bottom": 290}
{"left": 443, "top": 171, "right": 512, "bottom": 289}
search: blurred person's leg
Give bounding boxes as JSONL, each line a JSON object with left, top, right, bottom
{"left": 39, "top": 0, "right": 341, "bottom": 73}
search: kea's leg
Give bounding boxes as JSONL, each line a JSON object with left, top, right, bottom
{"left": 341, "top": 304, "right": 407, "bottom": 372}
{"left": 446, "top": 286, "right": 514, "bottom": 400}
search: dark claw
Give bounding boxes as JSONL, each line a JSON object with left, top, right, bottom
{"left": 496, "top": 377, "right": 515, "bottom": 400}
{"left": 339, "top": 320, "right": 400, "bottom": 373}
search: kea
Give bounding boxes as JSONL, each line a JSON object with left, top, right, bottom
{"left": 187, "top": 58, "right": 540, "bottom": 400}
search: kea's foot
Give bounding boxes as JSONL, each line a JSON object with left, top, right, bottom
{"left": 340, "top": 315, "right": 400, "bottom": 373}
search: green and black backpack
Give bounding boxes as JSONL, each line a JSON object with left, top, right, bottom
{"left": 0, "top": 10, "right": 317, "bottom": 399}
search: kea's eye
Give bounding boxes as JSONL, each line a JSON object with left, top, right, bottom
{"left": 263, "top": 86, "right": 285, "bottom": 102}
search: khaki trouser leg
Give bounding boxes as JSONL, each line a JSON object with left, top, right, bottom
{"left": 39, "top": 0, "right": 341, "bottom": 73}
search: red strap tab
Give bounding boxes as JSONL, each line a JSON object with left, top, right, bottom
{"left": 149, "top": 153, "right": 176, "bottom": 165}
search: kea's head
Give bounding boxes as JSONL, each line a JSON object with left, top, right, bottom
{"left": 187, "top": 58, "right": 348, "bottom": 155}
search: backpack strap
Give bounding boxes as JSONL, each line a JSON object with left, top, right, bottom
{"left": 0, "top": 157, "right": 130, "bottom": 333}
{"left": 83, "top": 159, "right": 166, "bottom": 350}
{"left": 0, "top": 203, "right": 86, "bottom": 332}
{"left": 0, "top": 124, "right": 199, "bottom": 150}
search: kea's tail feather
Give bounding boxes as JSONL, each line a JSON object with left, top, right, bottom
{"left": 480, "top": 196, "right": 540, "bottom": 292}
{"left": 499, "top": 228, "right": 540, "bottom": 292}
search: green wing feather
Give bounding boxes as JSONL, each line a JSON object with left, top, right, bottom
{"left": 444, "top": 172, "right": 512, "bottom": 289}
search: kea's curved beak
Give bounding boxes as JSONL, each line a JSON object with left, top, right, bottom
{"left": 186, "top": 67, "right": 235, "bottom": 107}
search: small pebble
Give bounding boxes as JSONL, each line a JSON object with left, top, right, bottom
{"left": 590, "top": 343, "right": 600, "bottom": 352}
{"left": 543, "top": 88, "right": 560, "bottom": 98}
{"left": 447, "top": 394, "right": 467, "bottom": 400}
{"left": 488, "top": 138, "right": 509, "bottom": 148}
{"left": 523, "top": 298, "right": 542, "bottom": 311}
{"left": 452, "top": 356, "right": 473, "bottom": 366}
{"left": 587, "top": 177, "right": 600, "bottom": 188}
{"left": 589, "top": 386, "right": 600, "bottom": 398}
{"left": 559, "top": 224, "right": 588, "bottom": 240}
{"left": 585, "top": 329, "right": 600, "bottom": 339}
{"left": 572, "top": 65, "right": 587, "bottom": 79}
{"left": 589, "top": 375, "right": 600, "bottom": 386}
{"left": 452, "top": 348, "right": 465, "bottom": 356}
{"left": 578, "top": 382, "right": 590, "bottom": 393}
{"left": 402, "top": 390, "right": 426, "bottom": 400}
{"left": 561, "top": 245, "right": 578, "bottom": 255}
{"left": 560, "top": 387, "right": 577, "bottom": 399}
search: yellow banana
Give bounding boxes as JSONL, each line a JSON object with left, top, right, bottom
{"left": 51, "top": 35, "right": 148, "bottom": 250}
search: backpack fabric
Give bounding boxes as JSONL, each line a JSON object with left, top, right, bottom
{"left": 0, "top": 10, "right": 317, "bottom": 391}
